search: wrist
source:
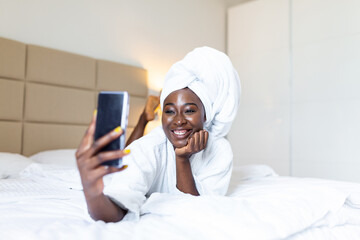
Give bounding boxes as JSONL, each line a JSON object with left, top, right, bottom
{"left": 139, "top": 111, "right": 149, "bottom": 125}
{"left": 176, "top": 154, "right": 190, "bottom": 163}
{"left": 84, "top": 189, "right": 103, "bottom": 202}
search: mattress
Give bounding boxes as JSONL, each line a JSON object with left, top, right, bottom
{"left": 0, "top": 153, "right": 359, "bottom": 240}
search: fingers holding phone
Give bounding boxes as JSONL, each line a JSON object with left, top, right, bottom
{"left": 75, "top": 110, "right": 97, "bottom": 159}
{"left": 76, "top": 126, "right": 130, "bottom": 198}
{"left": 76, "top": 91, "right": 130, "bottom": 199}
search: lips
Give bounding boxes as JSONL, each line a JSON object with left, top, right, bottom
{"left": 171, "top": 129, "right": 192, "bottom": 139}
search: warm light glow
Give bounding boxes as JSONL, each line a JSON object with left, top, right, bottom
{"left": 144, "top": 107, "right": 162, "bottom": 135}
{"left": 145, "top": 74, "right": 163, "bottom": 134}
{"left": 147, "top": 72, "right": 165, "bottom": 95}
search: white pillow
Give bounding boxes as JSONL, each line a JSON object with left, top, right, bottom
{"left": 227, "top": 164, "right": 279, "bottom": 196}
{"left": 29, "top": 149, "right": 77, "bottom": 168}
{"left": 0, "top": 152, "right": 33, "bottom": 179}
{"left": 231, "top": 164, "right": 278, "bottom": 182}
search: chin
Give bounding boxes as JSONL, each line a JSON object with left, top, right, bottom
{"left": 171, "top": 139, "right": 187, "bottom": 149}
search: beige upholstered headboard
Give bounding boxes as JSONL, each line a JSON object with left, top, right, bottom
{"left": 0, "top": 37, "right": 148, "bottom": 156}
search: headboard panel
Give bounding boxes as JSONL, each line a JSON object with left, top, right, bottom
{"left": 0, "top": 37, "right": 25, "bottom": 154}
{"left": 0, "top": 37, "right": 148, "bottom": 156}
{"left": 23, "top": 123, "right": 88, "bottom": 156}
{"left": 0, "top": 121, "right": 22, "bottom": 153}
{"left": 24, "top": 83, "right": 96, "bottom": 124}
{"left": 0, "top": 37, "right": 26, "bottom": 80}
{"left": 27, "top": 44, "right": 96, "bottom": 89}
{"left": 0, "top": 78, "right": 24, "bottom": 120}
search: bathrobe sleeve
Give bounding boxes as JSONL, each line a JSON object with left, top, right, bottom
{"left": 190, "top": 137, "right": 233, "bottom": 196}
{"left": 103, "top": 128, "right": 166, "bottom": 221}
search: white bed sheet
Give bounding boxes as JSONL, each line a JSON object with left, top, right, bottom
{"left": 0, "top": 163, "right": 359, "bottom": 240}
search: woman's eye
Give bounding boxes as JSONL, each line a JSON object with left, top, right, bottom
{"left": 185, "top": 109, "right": 196, "bottom": 114}
{"left": 164, "top": 110, "right": 175, "bottom": 114}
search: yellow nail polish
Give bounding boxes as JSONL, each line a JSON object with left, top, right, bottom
{"left": 124, "top": 149, "right": 131, "bottom": 154}
{"left": 93, "top": 109, "right": 97, "bottom": 116}
{"left": 123, "top": 165, "right": 128, "bottom": 169}
{"left": 114, "top": 126, "right": 122, "bottom": 133}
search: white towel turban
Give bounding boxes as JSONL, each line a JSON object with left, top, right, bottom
{"left": 160, "top": 47, "right": 241, "bottom": 138}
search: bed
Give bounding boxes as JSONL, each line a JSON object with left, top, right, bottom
{"left": 1, "top": 37, "right": 360, "bottom": 239}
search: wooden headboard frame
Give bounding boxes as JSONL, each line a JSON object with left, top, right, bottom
{"left": 0, "top": 37, "right": 148, "bottom": 156}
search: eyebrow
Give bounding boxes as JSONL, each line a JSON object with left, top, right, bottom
{"left": 164, "top": 103, "right": 198, "bottom": 107}
{"left": 184, "top": 103, "right": 198, "bottom": 107}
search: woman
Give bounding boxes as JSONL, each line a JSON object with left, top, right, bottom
{"left": 76, "top": 47, "right": 241, "bottom": 222}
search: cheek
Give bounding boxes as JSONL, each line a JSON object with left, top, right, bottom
{"left": 162, "top": 115, "right": 174, "bottom": 134}
{"left": 188, "top": 114, "right": 204, "bottom": 128}
{"left": 161, "top": 115, "right": 171, "bottom": 126}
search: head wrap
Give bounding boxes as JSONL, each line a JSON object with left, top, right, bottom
{"left": 160, "top": 47, "right": 241, "bottom": 138}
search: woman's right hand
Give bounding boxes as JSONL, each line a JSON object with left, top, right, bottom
{"left": 76, "top": 111, "right": 129, "bottom": 200}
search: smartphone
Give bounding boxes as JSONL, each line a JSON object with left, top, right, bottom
{"left": 94, "top": 91, "right": 129, "bottom": 167}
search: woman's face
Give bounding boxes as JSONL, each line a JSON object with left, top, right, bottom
{"left": 162, "top": 88, "right": 206, "bottom": 148}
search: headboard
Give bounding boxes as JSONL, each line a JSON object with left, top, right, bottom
{"left": 0, "top": 37, "right": 148, "bottom": 156}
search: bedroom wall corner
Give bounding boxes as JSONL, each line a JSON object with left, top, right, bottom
{"left": 227, "top": 0, "right": 360, "bottom": 182}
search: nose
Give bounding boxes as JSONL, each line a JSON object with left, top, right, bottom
{"left": 174, "top": 113, "right": 186, "bottom": 126}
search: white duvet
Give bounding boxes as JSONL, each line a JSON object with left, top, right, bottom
{"left": 0, "top": 163, "right": 359, "bottom": 240}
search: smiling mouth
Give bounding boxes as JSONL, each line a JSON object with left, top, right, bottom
{"left": 171, "top": 129, "right": 192, "bottom": 139}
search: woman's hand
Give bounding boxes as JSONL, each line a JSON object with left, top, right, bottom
{"left": 76, "top": 111, "right": 129, "bottom": 200}
{"left": 144, "top": 95, "right": 160, "bottom": 122}
{"left": 175, "top": 130, "right": 209, "bottom": 161}
{"left": 174, "top": 130, "right": 208, "bottom": 195}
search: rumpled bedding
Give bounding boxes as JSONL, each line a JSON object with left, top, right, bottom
{"left": 0, "top": 163, "right": 359, "bottom": 240}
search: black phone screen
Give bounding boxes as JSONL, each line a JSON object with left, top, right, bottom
{"left": 94, "top": 91, "right": 129, "bottom": 167}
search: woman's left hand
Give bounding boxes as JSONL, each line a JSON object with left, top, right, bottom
{"left": 175, "top": 130, "right": 208, "bottom": 160}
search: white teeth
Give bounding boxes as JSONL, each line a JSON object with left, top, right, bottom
{"left": 173, "top": 130, "right": 187, "bottom": 135}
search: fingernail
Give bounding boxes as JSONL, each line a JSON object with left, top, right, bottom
{"left": 123, "top": 165, "right": 128, "bottom": 169}
{"left": 93, "top": 109, "right": 97, "bottom": 116}
{"left": 124, "top": 149, "right": 131, "bottom": 154}
{"left": 114, "top": 126, "right": 122, "bottom": 133}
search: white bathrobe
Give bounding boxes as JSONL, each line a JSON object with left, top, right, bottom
{"left": 104, "top": 47, "right": 240, "bottom": 220}
{"left": 104, "top": 126, "right": 233, "bottom": 220}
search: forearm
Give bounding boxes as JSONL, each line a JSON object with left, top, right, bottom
{"left": 85, "top": 192, "right": 127, "bottom": 222}
{"left": 175, "top": 157, "right": 199, "bottom": 196}
{"left": 125, "top": 112, "right": 148, "bottom": 147}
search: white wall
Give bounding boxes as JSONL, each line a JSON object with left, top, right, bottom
{"left": 228, "top": 0, "right": 290, "bottom": 176}
{"left": 0, "top": 0, "right": 226, "bottom": 94}
{"left": 291, "top": 0, "right": 360, "bottom": 182}
{"left": 228, "top": 0, "right": 360, "bottom": 182}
